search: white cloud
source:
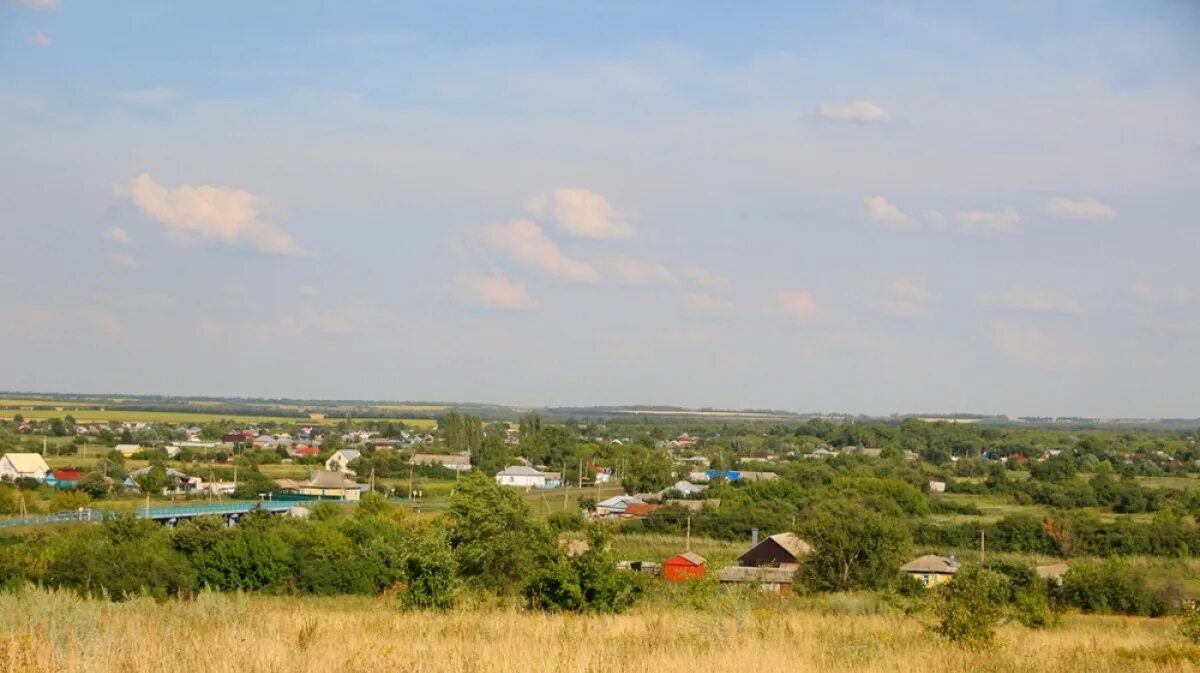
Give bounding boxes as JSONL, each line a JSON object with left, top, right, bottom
{"left": 876, "top": 278, "right": 930, "bottom": 318}
{"left": 864, "top": 196, "right": 918, "bottom": 230}
{"left": 921, "top": 209, "right": 947, "bottom": 227}
{"left": 106, "top": 252, "right": 138, "bottom": 269}
{"left": 104, "top": 226, "right": 129, "bottom": 244}
{"left": 607, "top": 255, "right": 677, "bottom": 286}
{"left": 530, "top": 188, "right": 635, "bottom": 240}
{"left": 976, "top": 287, "right": 1083, "bottom": 314}
{"left": 113, "top": 173, "right": 308, "bottom": 256}
{"left": 31, "top": 31, "right": 51, "bottom": 48}
{"left": 685, "top": 266, "right": 730, "bottom": 290}
{"left": 685, "top": 292, "right": 733, "bottom": 315}
{"left": 13, "top": 0, "right": 59, "bottom": 9}
{"left": 461, "top": 270, "right": 534, "bottom": 309}
{"left": 297, "top": 285, "right": 319, "bottom": 297}
{"left": 988, "top": 322, "right": 1084, "bottom": 368}
{"left": 955, "top": 207, "right": 1021, "bottom": 233}
{"left": 1045, "top": 197, "right": 1116, "bottom": 220}
{"left": 889, "top": 278, "right": 929, "bottom": 301}
{"left": 817, "top": 101, "right": 893, "bottom": 124}
{"left": 776, "top": 289, "right": 819, "bottom": 320}
{"left": 480, "top": 218, "right": 599, "bottom": 283}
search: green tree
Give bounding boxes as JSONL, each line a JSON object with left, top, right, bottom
{"left": 621, "top": 448, "right": 674, "bottom": 494}
{"left": 446, "top": 472, "right": 555, "bottom": 593}
{"left": 934, "top": 565, "right": 1011, "bottom": 647}
{"left": 799, "top": 498, "right": 911, "bottom": 591}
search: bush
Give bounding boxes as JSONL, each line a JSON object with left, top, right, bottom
{"left": 1059, "top": 559, "right": 1168, "bottom": 616}
{"left": 934, "top": 565, "right": 1011, "bottom": 647}
{"left": 398, "top": 536, "right": 458, "bottom": 610}
{"left": 1180, "top": 601, "right": 1200, "bottom": 644}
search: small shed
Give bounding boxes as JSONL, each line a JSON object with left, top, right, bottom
{"left": 663, "top": 552, "right": 706, "bottom": 582}
{"left": 737, "top": 532, "right": 813, "bottom": 569}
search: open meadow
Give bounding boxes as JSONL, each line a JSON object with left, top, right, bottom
{"left": 0, "top": 588, "right": 1193, "bottom": 673}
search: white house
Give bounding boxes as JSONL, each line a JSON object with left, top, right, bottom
{"left": 595, "top": 495, "right": 646, "bottom": 516}
{"left": 0, "top": 453, "right": 51, "bottom": 481}
{"left": 495, "top": 465, "right": 547, "bottom": 488}
{"left": 325, "top": 449, "right": 362, "bottom": 475}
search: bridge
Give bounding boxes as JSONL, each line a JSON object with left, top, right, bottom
{"left": 0, "top": 500, "right": 308, "bottom": 530}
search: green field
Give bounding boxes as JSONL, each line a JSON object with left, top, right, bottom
{"left": 0, "top": 408, "right": 437, "bottom": 428}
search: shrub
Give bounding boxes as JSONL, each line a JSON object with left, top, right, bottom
{"left": 1059, "top": 559, "right": 1168, "bottom": 616}
{"left": 1179, "top": 601, "right": 1200, "bottom": 644}
{"left": 934, "top": 565, "right": 1011, "bottom": 647}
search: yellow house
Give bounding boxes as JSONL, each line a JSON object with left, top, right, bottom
{"left": 298, "top": 470, "right": 362, "bottom": 501}
{"left": 901, "top": 554, "right": 958, "bottom": 587}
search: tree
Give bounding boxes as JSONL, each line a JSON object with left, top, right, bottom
{"left": 135, "top": 466, "right": 168, "bottom": 495}
{"left": 446, "top": 472, "right": 555, "bottom": 593}
{"left": 935, "top": 565, "right": 1011, "bottom": 647}
{"left": 798, "top": 498, "right": 911, "bottom": 591}
{"left": 621, "top": 448, "right": 674, "bottom": 495}
{"left": 77, "top": 472, "right": 111, "bottom": 499}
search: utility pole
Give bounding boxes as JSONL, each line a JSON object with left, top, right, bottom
{"left": 980, "top": 529, "right": 986, "bottom": 564}
{"left": 686, "top": 513, "right": 692, "bottom": 551}
{"left": 562, "top": 461, "right": 568, "bottom": 511}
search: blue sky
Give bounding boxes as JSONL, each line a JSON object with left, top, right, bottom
{"left": 1, "top": 1, "right": 1198, "bottom": 417}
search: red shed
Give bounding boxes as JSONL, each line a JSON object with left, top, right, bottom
{"left": 663, "top": 551, "right": 706, "bottom": 582}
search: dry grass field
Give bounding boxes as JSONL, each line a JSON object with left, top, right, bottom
{"left": 0, "top": 588, "right": 1194, "bottom": 673}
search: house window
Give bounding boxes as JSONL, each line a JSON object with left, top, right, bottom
{"left": 922, "top": 573, "right": 930, "bottom": 585}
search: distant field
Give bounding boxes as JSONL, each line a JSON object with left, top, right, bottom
{"left": 1140, "top": 475, "right": 1200, "bottom": 490}
{"left": 376, "top": 404, "right": 448, "bottom": 412}
{"left": 0, "top": 408, "right": 437, "bottom": 428}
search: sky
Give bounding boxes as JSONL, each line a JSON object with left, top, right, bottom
{"left": 1, "top": 1, "right": 1198, "bottom": 418}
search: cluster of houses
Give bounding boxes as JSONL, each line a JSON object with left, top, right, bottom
{"left": 0, "top": 449, "right": 369, "bottom": 502}
{"left": 624, "top": 530, "right": 1067, "bottom": 594}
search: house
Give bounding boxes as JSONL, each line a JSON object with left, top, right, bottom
{"left": 664, "top": 498, "right": 721, "bottom": 511}
{"left": 298, "top": 470, "right": 362, "bottom": 501}
{"left": 123, "top": 467, "right": 203, "bottom": 494}
{"left": 901, "top": 554, "right": 958, "bottom": 587}
{"left": 0, "top": 453, "right": 50, "bottom": 481}
{"left": 114, "top": 444, "right": 141, "bottom": 458}
{"left": 702, "top": 469, "right": 778, "bottom": 482}
{"left": 737, "top": 532, "right": 813, "bottom": 569}
{"left": 45, "top": 469, "right": 85, "bottom": 489}
{"left": 658, "top": 480, "right": 707, "bottom": 498}
{"left": 495, "top": 465, "right": 548, "bottom": 488}
{"left": 928, "top": 481, "right": 947, "bottom": 493}
{"left": 623, "top": 502, "right": 660, "bottom": 519}
{"left": 409, "top": 453, "right": 472, "bottom": 472}
{"left": 718, "top": 566, "right": 797, "bottom": 594}
{"left": 595, "top": 495, "right": 646, "bottom": 516}
{"left": 253, "top": 435, "right": 280, "bottom": 449}
{"left": 325, "top": 449, "right": 362, "bottom": 475}
{"left": 290, "top": 445, "right": 320, "bottom": 458}
{"left": 541, "top": 471, "right": 563, "bottom": 488}
{"left": 663, "top": 552, "right": 706, "bottom": 582}
{"left": 223, "top": 431, "right": 255, "bottom": 444}
{"left": 1035, "top": 562, "right": 1069, "bottom": 585}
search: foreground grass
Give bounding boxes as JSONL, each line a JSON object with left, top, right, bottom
{"left": 0, "top": 588, "right": 1191, "bottom": 673}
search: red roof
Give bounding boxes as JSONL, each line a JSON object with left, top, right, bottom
{"left": 293, "top": 445, "right": 319, "bottom": 457}
{"left": 53, "top": 469, "right": 85, "bottom": 481}
{"left": 623, "top": 503, "right": 661, "bottom": 518}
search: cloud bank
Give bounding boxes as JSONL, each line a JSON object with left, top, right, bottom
{"left": 114, "top": 174, "right": 308, "bottom": 256}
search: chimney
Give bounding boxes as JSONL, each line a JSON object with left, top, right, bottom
{"left": 751, "top": 528, "right": 759, "bottom": 546}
